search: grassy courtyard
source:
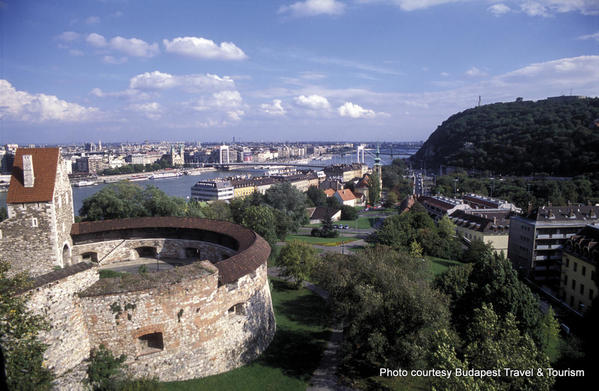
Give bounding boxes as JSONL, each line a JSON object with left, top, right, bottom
{"left": 285, "top": 234, "right": 360, "bottom": 247}
{"left": 427, "top": 256, "right": 464, "bottom": 276}
{"left": 160, "top": 279, "right": 330, "bottom": 391}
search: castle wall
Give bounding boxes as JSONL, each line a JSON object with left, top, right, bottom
{"left": 80, "top": 263, "right": 275, "bottom": 381}
{"left": 72, "top": 238, "right": 236, "bottom": 265}
{"left": 0, "top": 202, "right": 59, "bottom": 276}
{"left": 26, "top": 267, "right": 99, "bottom": 377}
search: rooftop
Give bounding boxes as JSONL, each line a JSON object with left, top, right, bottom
{"left": 7, "top": 148, "right": 60, "bottom": 204}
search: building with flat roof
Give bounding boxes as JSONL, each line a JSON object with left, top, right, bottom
{"left": 418, "top": 195, "right": 471, "bottom": 220}
{"left": 508, "top": 205, "right": 599, "bottom": 289}
{"left": 560, "top": 225, "right": 598, "bottom": 313}
{"left": 191, "top": 180, "right": 234, "bottom": 201}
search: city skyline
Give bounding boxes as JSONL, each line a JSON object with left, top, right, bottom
{"left": 1, "top": 0, "right": 598, "bottom": 144}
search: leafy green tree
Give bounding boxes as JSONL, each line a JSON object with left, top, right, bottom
{"left": 409, "top": 240, "right": 423, "bottom": 258}
{"left": 306, "top": 185, "right": 327, "bottom": 207}
{"left": 537, "top": 306, "right": 561, "bottom": 363}
{"left": 240, "top": 205, "right": 278, "bottom": 246}
{"left": 79, "top": 182, "right": 191, "bottom": 221}
{"left": 316, "top": 247, "right": 449, "bottom": 370}
{"left": 264, "top": 182, "right": 308, "bottom": 231}
{"left": 461, "top": 238, "right": 493, "bottom": 263}
{"left": 430, "top": 304, "right": 554, "bottom": 391}
{"left": 276, "top": 241, "right": 320, "bottom": 288}
{"left": 383, "top": 191, "right": 398, "bottom": 207}
{"left": 86, "top": 344, "right": 126, "bottom": 391}
{"left": 201, "top": 200, "right": 232, "bottom": 222}
{"left": 340, "top": 205, "right": 357, "bottom": 220}
{"left": 319, "top": 212, "right": 339, "bottom": 238}
{"left": 368, "top": 171, "right": 381, "bottom": 205}
{"left": 0, "top": 262, "right": 54, "bottom": 390}
{"left": 0, "top": 206, "right": 7, "bottom": 222}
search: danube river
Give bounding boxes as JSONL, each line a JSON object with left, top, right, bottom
{"left": 0, "top": 152, "right": 402, "bottom": 215}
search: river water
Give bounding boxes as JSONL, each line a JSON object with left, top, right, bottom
{"left": 0, "top": 152, "right": 406, "bottom": 215}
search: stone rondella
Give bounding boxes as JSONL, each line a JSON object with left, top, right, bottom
{"left": 0, "top": 148, "right": 275, "bottom": 390}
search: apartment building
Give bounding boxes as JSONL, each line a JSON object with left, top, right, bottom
{"left": 508, "top": 205, "right": 599, "bottom": 288}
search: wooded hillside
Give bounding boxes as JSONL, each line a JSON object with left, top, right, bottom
{"left": 411, "top": 96, "right": 599, "bottom": 176}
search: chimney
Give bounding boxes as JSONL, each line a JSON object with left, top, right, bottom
{"left": 22, "top": 154, "right": 35, "bottom": 188}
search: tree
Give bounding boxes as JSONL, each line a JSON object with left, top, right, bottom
{"left": 340, "top": 205, "right": 357, "bottom": 221}
{"left": 276, "top": 241, "right": 319, "bottom": 288}
{"left": 0, "top": 206, "right": 7, "bottom": 222}
{"left": 86, "top": 344, "right": 126, "bottom": 391}
{"left": 430, "top": 304, "right": 554, "bottom": 391}
{"left": 316, "top": 247, "right": 449, "bottom": 370}
{"left": 264, "top": 182, "right": 308, "bottom": 231}
{"left": 79, "top": 182, "right": 189, "bottom": 221}
{"left": 0, "top": 262, "right": 54, "bottom": 390}
{"left": 306, "top": 185, "right": 327, "bottom": 207}
{"left": 461, "top": 238, "right": 493, "bottom": 263}
{"left": 383, "top": 191, "right": 398, "bottom": 208}
{"left": 240, "top": 205, "right": 278, "bottom": 246}
{"left": 201, "top": 200, "right": 232, "bottom": 221}
{"left": 447, "top": 253, "right": 547, "bottom": 350}
{"left": 319, "top": 211, "right": 338, "bottom": 238}
{"left": 368, "top": 171, "right": 381, "bottom": 205}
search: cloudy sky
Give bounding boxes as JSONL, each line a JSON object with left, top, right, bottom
{"left": 1, "top": 0, "right": 598, "bottom": 144}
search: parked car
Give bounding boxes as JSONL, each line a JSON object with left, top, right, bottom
{"left": 344, "top": 225, "right": 349, "bottom": 229}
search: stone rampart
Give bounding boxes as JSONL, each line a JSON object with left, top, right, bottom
{"left": 79, "top": 263, "right": 274, "bottom": 381}
{"left": 25, "top": 264, "right": 99, "bottom": 378}
{"left": 72, "top": 238, "right": 236, "bottom": 265}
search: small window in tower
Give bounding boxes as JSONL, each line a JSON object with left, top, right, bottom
{"left": 32, "top": 218, "right": 38, "bottom": 228}
{"left": 138, "top": 332, "right": 164, "bottom": 355}
{"left": 227, "top": 303, "right": 245, "bottom": 316}
{"left": 57, "top": 195, "right": 62, "bottom": 208}
{"left": 0, "top": 229, "right": 3, "bottom": 239}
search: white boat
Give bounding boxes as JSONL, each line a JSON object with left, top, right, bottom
{"left": 150, "top": 172, "right": 182, "bottom": 179}
{"left": 128, "top": 175, "right": 149, "bottom": 182}
{"left": 74, "top": 180, "right": 97, "bottom": 187}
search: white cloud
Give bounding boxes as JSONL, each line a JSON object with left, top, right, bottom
{"left": 465, "top": 66, "right": 488, "bottom": 77}
{"left": 128, "top": 102, "right": 161, "bottom": 120}
{"left": 89, "top": 88, "right": 151, "bottom": 100}
{"left": 488, "top": 3, "right": 511, "bottom": 15}
{"left": 86, "top": 33, "right": 107, "bottom": 47}
{"left": 69, "top": 49, "right": 84, "bottom": 57}
{"left": 103, "top": 55, "right": 127, "bottom": 64}
{"left": 193, "top": 90, "right": 246, "bottom": 122}
{"left": 57, "top": 31, "right": 80, "bottom": 42}
{"left": 163, "top": 36, "right": 247, "bottom": 60}
{"left": 86, "top": 33, "right": 159, "bottom": 57}
{"left": 109, "top": 36, "right": 159, "bottom": 57}
{"left": 337, "top": 101, "right": 378, "bottom": 118}
{"left": 520, "top": 1, "right": 549, "bottom": 16}
{"left": 279, "top": 0, "right": 346, "bottom": 16}
{"left": 294, "top": 94, "right": 331, "bottom": 109}
{"left": 129, "top": 71, "right": 176, "bottom": 90}
{"left": 260, "top": 99, "right": 287, "bottom": 116}
{"left": 388, "top": 0, "right": 465, "bottom": 12}
{"left": 440, "top": 72, "right": 450, "bottom": 77}
{"left": 0, "top": 79, "right": 97, "bottom": 122}
{"left": 128, "top": 71, "right": 235, "bottom": 91}
{"left": 578, "top": 31, "right": 599, "bottom": 42}
{"left": 85, "top": 16, "right": 100, "bottom": 25}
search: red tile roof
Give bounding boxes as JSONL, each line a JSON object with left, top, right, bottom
{"left": 324, "top": 188, "right": 335, "bottom": 197}
{"left": 335, "top": 189, "right": 356, "bottom": 201}
{"left": 6, "top": 148, "right": 60, "bottom": 204}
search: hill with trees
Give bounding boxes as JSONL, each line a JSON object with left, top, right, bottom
{"left": 411, "top": 96, "right": 599, "bottom": 176}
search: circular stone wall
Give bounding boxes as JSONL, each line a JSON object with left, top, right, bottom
{"left": 71, "top": 217, "right": 275, "bottom": 381}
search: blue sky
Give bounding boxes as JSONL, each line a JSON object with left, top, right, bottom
{"left": 1, "top": 0, "right": 598, "bottom": 144}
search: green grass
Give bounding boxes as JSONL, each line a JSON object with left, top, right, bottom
{"left": 427, "top": 256, "right": 464, "bottom": 276}
{"left": 285, "top": 234, "right": 360, "bottom": 247}
{"left": 98, "top": 269, "right": 127, "bottom": 279}
{"left": 305, "top": 216, "right": 372, "bottom": 229}
{"left": 160, "top": 279, "right": 330, "bottom": 391}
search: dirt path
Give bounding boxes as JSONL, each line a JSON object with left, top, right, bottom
{"left": 268, "top": 268, "right": 354, "bottom": 390}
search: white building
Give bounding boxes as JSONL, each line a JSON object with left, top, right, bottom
{"left": 191, "top": 180, "right": 234, "bottom": 201}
